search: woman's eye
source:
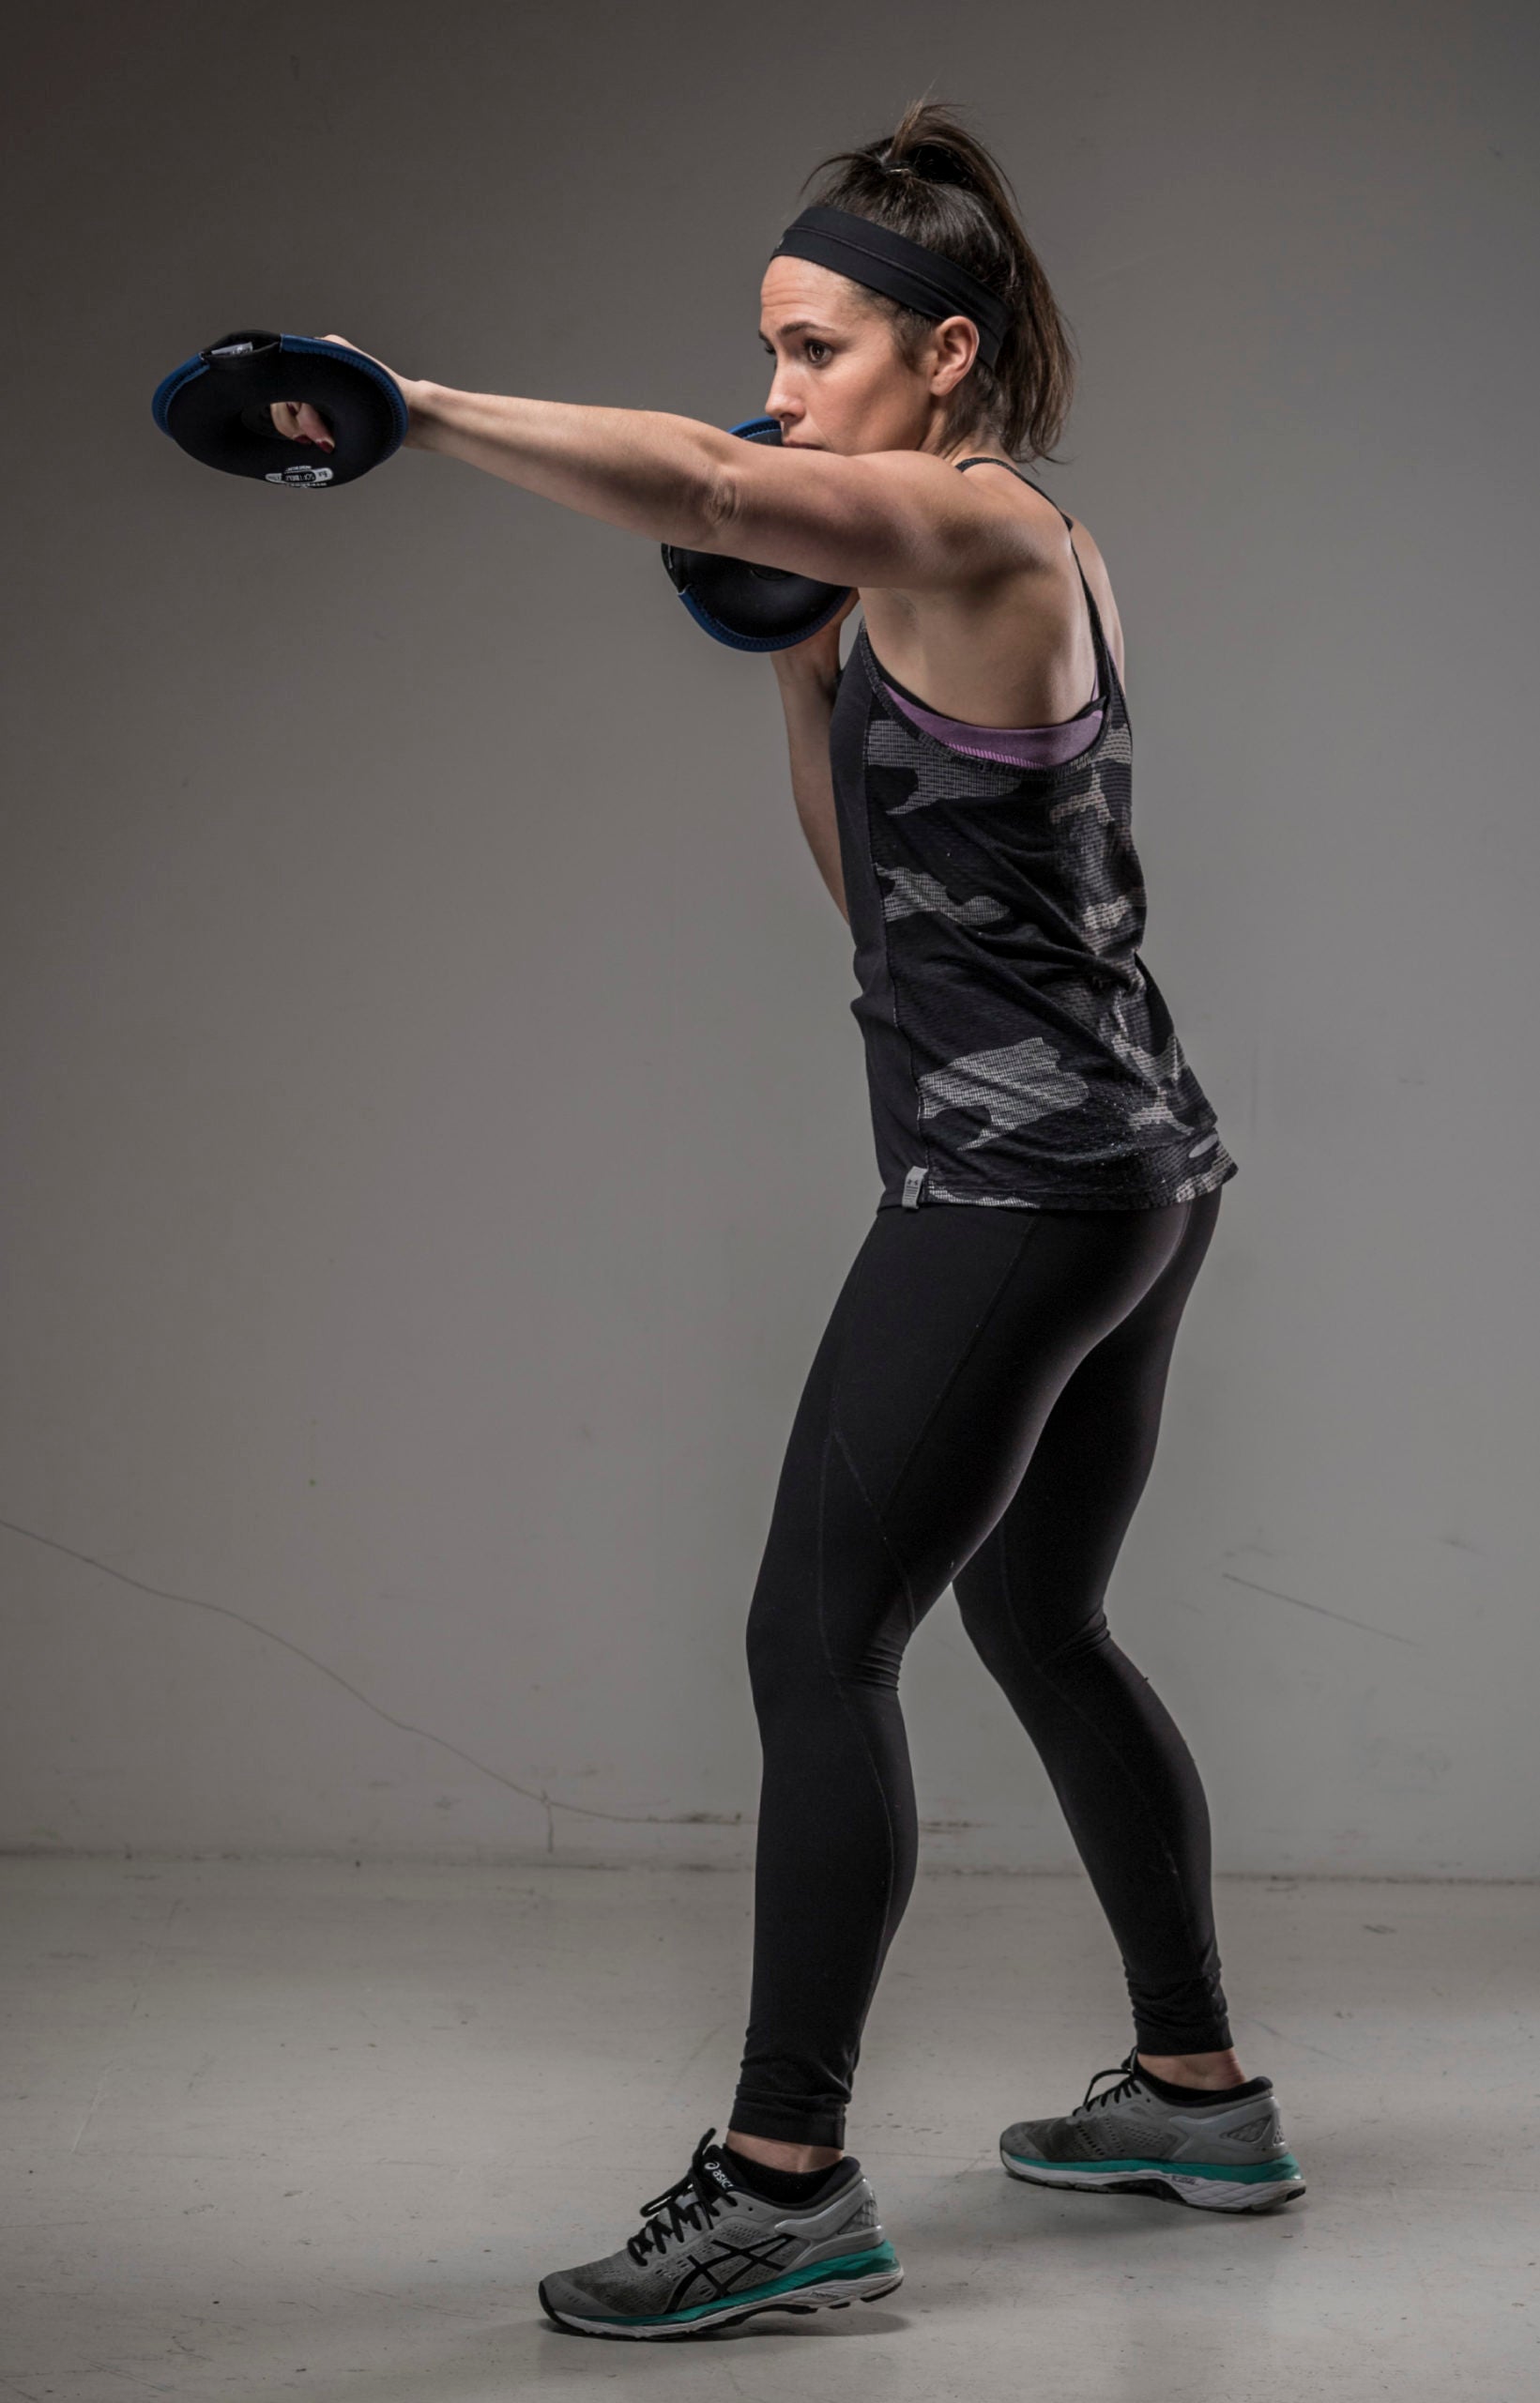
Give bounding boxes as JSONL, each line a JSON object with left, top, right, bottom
{"left": 805, "top": 340, "right": 831, "bottom": 364}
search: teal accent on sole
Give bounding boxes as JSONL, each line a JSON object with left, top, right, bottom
{"left": 1003, "top": 2150, "right": 1302, "bottom": 2184}
{"left": 579, "top": 2241, "right": 901, "bottom": 2330}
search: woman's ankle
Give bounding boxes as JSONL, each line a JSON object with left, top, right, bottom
{"left": 1136, "top": 2046, "right": 1248, "bottom": 2090}
{"left": 724, "top": 2126, "right": 844, "bottom": 2174}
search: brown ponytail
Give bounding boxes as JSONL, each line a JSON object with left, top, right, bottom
{"left": 792, "top": 98, "right": 1077, "bottom": 465}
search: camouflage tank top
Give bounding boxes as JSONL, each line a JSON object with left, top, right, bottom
{"left": 827, "top": 457, "right": 1239, "bottom": 1212}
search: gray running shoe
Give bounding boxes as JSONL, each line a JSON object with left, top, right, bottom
{"left": 539, "top": 2126, "right": 904, "bottom": 2339}
{"left": 1000, "top": 2046, "right": 1306, "bottom": 2213}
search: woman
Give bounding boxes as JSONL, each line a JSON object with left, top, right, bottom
{"left": 274, "top": 99, "right": 1305, "bottom": 2338}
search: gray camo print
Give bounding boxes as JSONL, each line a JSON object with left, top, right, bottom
{"left": 832, "top": 614, "right": 1240, "bottom": 1210}
{"left": 917, "top": 1034, "right": 1088, "bottom": 1150}
{"left": 880, "top": 865, "right": 1011, "bottom": 926}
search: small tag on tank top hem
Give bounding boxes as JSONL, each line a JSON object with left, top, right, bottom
{"left": 902, "top": 1166, "right": 929, "bottom": 1209}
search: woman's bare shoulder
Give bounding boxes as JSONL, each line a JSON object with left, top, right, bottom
{"left": 961, "top": 462, "right": 1128, "bottom": 692}
{"left": 1060, "top": 510, "right": 1126, "bottom": 691}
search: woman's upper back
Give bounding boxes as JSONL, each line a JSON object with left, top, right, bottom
{"left": 856, "top": 456, "right": 1125, "bottom": 730}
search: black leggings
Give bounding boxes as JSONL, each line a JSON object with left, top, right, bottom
{"left": 729, "top": 1186, "right": 1233, "bottom": 2150}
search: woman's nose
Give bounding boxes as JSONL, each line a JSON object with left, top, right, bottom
{"left": 762, "top": 378, "right": 801, "bottom": 430}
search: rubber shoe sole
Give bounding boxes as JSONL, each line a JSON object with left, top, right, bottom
{"left": 999, "top": 2145, "right": 1305, "bottom": 2213}
{"left": 538, "top": 2242, "right": 904, "bottom": 2339}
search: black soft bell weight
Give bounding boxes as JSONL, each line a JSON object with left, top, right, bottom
{"left": 662, "top": 417, "right": 852, "bottom": 650}
{"left": 152, "top": 330, "right": 409, "bottom": 487}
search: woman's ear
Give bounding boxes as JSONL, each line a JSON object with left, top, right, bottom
{"left": 929, "top": 314, "right": 982, "bottom": 398}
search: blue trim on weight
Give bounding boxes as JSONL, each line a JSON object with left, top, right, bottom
{"left": 673, "top": 582, "right": 851, "bottom": 652}
{"left": 150, "top": 352, "right": 208, "bottom": 434}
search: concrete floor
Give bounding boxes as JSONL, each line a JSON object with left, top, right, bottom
{"left": 0, "top": 1858, "right": 1534, "bottom": 2400}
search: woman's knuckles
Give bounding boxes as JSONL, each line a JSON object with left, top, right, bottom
{"left": 267, "top": 400, "right": 333, "bottom": 450}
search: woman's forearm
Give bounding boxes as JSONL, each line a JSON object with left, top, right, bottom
{"left": 773, "top": 661, "right": 848, "bottom": 926}
{"left": 409, "top": 383, "right": 736, "bottom": 548}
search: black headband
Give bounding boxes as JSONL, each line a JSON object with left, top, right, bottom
{"left": 770, "top": 203, "right": 1011, "bottom": 371}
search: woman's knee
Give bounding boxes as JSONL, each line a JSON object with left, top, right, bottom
{"left": 746, "top": 1576, "right": 908, "bottom": 1722}
{"left": 744, "top": 1580, "right": 818, "bottom": 1721}
{"left": 955, "top": 1572, "right": 1110, "bottom": 1687}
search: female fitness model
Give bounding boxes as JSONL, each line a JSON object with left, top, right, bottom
{"left": 272, "top": 99, "right": 1305, "bottom": 2337}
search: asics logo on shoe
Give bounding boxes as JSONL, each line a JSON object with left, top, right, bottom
{"left": 666, "top": 2234, "right": 794, "bottom": 2313}
{"left": 1227, "top": 2112, "right": 1283, "bottom": 2146}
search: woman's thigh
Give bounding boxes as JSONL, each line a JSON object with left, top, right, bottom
{"left": 747, "top": 1196, "right": 1201, "bottom": 1682}
{"left": 953, "top": 1183, "right": 1224, "bottom": 1666}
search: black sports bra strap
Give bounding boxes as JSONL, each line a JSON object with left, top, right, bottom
{"left": 953, "top": 457, "right": 1111, "bottom": 699}
{"left": 954, "top": 454, "right": 1075, "bottom": 531}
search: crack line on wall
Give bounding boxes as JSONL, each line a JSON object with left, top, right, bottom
{"left": 0, "top": 1513, "right": 747, "bottom": 1833}
{"left": 1221, "top": 1570, "right": 1420, "bottom": 1646}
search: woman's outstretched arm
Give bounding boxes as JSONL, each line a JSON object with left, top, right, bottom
{"left": 414, "top": 382, "right": 1044, "bottom": 589}
{"left": 274, "top": 339, "right": 732, "bottom": 545}
{"left": 274, "top": 339, "right": 1048, "bottom": 592}
{"left": 413, "top": 387, "right": 739, "bottom": 549}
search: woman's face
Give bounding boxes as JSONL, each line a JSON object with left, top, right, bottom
{"left": 757, "top": 255, "right": 977, "bottom": 455}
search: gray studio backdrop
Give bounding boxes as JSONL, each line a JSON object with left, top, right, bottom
{"left": 3, "top": 0, "right": 1534, "bottom": 1875}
